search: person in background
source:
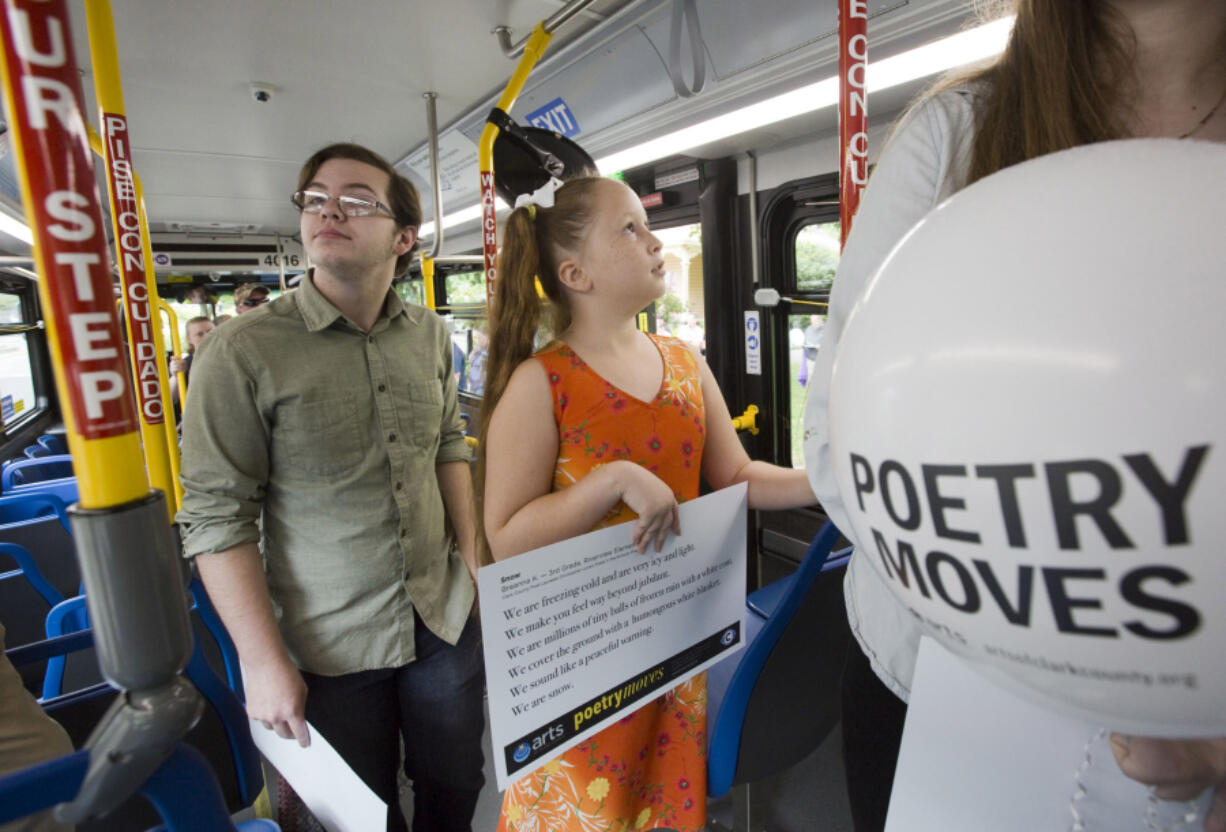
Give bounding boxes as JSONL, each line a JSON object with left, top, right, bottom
{"left": 169, "top": 316, "right": 215, "bottom": 413}
{"left": 452, "top": 337, "right": 467, "bottom": 391}
{"left": 465, "top": 326, "right": 488, "bottom": 396}
{"left": 803, "top": 2, "right": 1226, "bottom": 829}
{"left": 233, "top": 283, "right": 270, "bottom": 314}
{"left": 479, "top": 175, "right": 817, "bottom": 832}
{"left": 178, "top": 143, "right": 484, "bottom": 832}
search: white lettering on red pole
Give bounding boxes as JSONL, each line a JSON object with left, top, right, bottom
{"left": 44, "top": 190, "right": 95, "bottom": 241}
{"left": 9, "top": 9, "right": 63, "bottom": 65}
{"left": 54, "top": 252, "right": 100, "bottom": 301}
{"left": 1, "top": 0, "right": 137, "bottom": 439}
{"left": 480, "top": 170, "right": 499, "bottom": 304}
{"left": 69, "top": 312, "right": 119, "bottom": 360}
{"left": 79, "top": 370, "right": 125, "bottom": 420}
{"left": 104, "top": 111, "right": 164, "bottom": 425}
{"left": 839, "top": 0, "right": 868, "bottom": 247}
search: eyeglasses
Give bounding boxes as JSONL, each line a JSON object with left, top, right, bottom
{"left": 239, "top": 297, "right": 269, "bottom": 308}
{"left": 292, "top": 189, "right": 396, "bottom": 219}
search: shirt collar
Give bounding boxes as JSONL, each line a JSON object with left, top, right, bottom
{"left": 296, "top": 270, "right": 418, "bottom": 333}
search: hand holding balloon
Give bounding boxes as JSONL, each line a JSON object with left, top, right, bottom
{"left": 826, "top": 139, "right": 1226, "bottom": 735}
{"left": 1111, "top": 735, "right": 1226, "bottom": 831}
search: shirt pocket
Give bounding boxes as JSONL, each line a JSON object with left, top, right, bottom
{"left": 401, "top": 379, "right": 444, "bottom": 450}
{"left": 272, "top": 396, "right": 366, "bottom": 478}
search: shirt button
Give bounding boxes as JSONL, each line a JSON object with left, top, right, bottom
{"left": 388, "top": 433, "right": 397, "bottom": 443}
{"left": 395, "top": 482, "right": 403, "bottom": 491}
{"left": 378, "top": 384, "right": 386, "bottom": 392}
{"left": 400, "top": 528, "right": 407, "bottom": 538}
{"left": 368, "top": 336, "right": 375, "bottom": 344}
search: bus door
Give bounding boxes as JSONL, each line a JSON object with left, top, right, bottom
{"left": 753, "top": 172, "right": 841, "bottom": 585}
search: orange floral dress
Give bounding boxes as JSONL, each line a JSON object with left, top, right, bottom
{"left": 498, "top": 334, "right": 708, "bottom": 832}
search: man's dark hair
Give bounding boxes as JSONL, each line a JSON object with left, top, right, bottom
{"left": 297, "top": 143, "right": 422, "bottom": 276}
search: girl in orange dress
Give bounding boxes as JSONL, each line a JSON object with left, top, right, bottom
{"left": 479, "top": 176, "right": 817, "bottom": 832}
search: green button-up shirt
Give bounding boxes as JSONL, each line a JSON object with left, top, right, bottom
{"left": 177, "top": 274, "right": 474, "bottom": 676}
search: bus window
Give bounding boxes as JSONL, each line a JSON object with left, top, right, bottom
{"left": 789, "top": 222, "right": 839, "bottom": 467}
{"left": 0, "top": 290, "right": 39, "bottom": 430}
{"left": 653, "top": 222, "right": 705, "bottom": 354}
{"left": 396, "top": 278, "right": 426, "bottom": 308}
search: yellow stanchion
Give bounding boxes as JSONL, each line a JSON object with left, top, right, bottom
{"left": 0, "top": 0, "right": 148, "bottom": 508}
{"left": 140, "top": 185, "right": 183, "bottom": 512}
{"left": 0, "top": 7, "right": 204, "bottom": 824}
{"left": 422, "top": 255, "right": 437, "bottom": 310}
{"left": 479, "top": 24, "right": 554, "bottom": 306}
{"left": 85, "top": 0, "right": 178, "bottom": 519}
{"left": 160, "top": 300, "right": 187, "bottom": 416}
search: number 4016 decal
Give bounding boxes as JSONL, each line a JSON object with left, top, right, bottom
{"left": 263, "top": 254, "right": 301, "bottom": 267}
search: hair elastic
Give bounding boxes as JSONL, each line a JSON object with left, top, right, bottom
{"left": 526, "top": 204, "right": 537, "bottom": 221}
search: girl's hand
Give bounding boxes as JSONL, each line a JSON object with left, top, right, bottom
{"left": 614, "top": 461, "right": 681, "bottom": 553}
{"left": 1111, "top": 734, "right": 1226, "bottom": 831}
{"left": 169, "top": 356, "right": 188, "bottom": 375}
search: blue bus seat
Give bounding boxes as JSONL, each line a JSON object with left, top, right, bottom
{"left": 15, "top": 605, "right": 265, "bottom": 827}
{"left": 0, "top": 491, "right": 73, "bottom": 533}
{"left": 189, "top": 577, "right": 245, "bottom": 700}
{"left": 744, "top": 548, "right": 852, "bottom": 621}
{"left": 706, "top": 521, "right": 854, "bottom": 800}
{"left": 0, "top": 743, "right": 278, "bottom": 832}
{"left": 3, "top": 454, "right": 75, "bottom": 488}
{"left": 7, "top": 476, "right": 80, "bottom": 504}
{"left": 37, "top": 433, "right": 68, "bottom": 456}
{"left": 0, "top": 516, "right": 77, "bottom": 693}
{"left": 40, "top": 594, "right": 263, "bottom": 810}
{"left": 0, "top": 541, "right": 65, "bottom": 609}
{"left": 22, "top": 444, "right": 51, "bottom": 459}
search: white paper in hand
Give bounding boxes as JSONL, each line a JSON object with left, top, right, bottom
{"left": 248, "top": 718, "right": 386, "bottom": 832}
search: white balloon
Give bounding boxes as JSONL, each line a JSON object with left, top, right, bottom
{"left": 828, "top": 139, "right": 1226, "bottom": 737}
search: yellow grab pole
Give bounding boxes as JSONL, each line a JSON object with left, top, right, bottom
{"left": 140, "top": 184, "right": 183, "bottom": 511}
{"left": 0, "top": 0, "right": 149, "bottom": 508}
{"left": 479, "top": 23, "right": 553, "bottom": 307}
{"left": 159, "top": 300, "right": 187, "bottom": 416}
{"left": 85, "top": 0, "right": 177, "bottom": 520}
{"left": 86, "top": 128, "right": 181, "bottom": 510}
{"left": 422, "top": 255, "right": 437, "bottom": 310}
{"left": 0, "top": 10, "right": 202, "bottom": 822}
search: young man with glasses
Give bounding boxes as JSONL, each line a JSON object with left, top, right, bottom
{"left": 178, "top": 143, "right": 483, "bottom": 832}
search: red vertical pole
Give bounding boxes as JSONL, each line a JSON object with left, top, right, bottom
{"left": 839, "top": 0, "right": 869, "bottom": 249}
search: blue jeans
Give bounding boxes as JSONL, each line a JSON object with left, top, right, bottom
{"left": 302, "top": 612, "right": 485, "bottom": 832}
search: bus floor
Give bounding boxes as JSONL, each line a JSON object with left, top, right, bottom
{"left": 458, "top": 702, "right": 853, "bottom": 831}
{"left": 268, "top": 699, "right": 854, "bottom": 830}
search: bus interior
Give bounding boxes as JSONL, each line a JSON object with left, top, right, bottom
{"left": 0, "top": 0, "right": 1015, "bottom": 828}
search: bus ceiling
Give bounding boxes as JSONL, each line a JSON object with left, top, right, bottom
{"left": 0, "top": 0, "right": 977, "bottom": 270}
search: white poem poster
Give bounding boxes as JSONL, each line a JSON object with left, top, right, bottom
{"left": 479, "top": 484, "right": 748, "bottom": 790}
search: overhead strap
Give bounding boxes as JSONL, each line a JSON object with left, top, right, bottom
{"left": 486, "top": 108, "right": 565, "bottom": 177}
{"left": 668, "top": 0, "right": 707, "bottom": 99}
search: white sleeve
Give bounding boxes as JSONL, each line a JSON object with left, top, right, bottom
{"left": 803, "top": 90, "right": 976, "bottom": 539}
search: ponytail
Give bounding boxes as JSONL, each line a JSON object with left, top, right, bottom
{"left": 474, "top": 175, "right": 606, "bottom": 564}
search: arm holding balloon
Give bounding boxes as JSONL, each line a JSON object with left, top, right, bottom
{"left": 1111, "top": 735, "right": 1226, "bottom": 832}
{"left": 804, "top": 88, "right": 978, "bottom": 532}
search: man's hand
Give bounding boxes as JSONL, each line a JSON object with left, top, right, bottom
{"left": 1111, "top": 734, "right": 1226, "bottom": 831}
{"left": 245, "top": 657, "right": 311, "bottom": 748}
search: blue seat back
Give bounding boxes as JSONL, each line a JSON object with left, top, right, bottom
{"left": 707, "top": 521, "right": 853, "bottom": 797}
{"left": 37, "top": 434, "right": 68, "bottom": 456}
{"left": 3, "top": 454, "right": 74, "bottom": 489}
{"left": 40, "top": 589, "right": 261, "bottom": 809}
{"left": 0, "top": 491, "right": 72, "bottom": 532}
